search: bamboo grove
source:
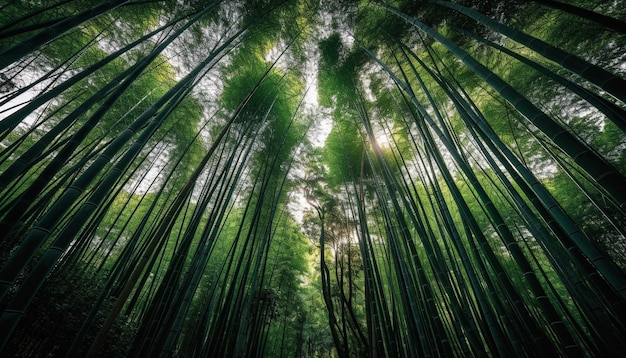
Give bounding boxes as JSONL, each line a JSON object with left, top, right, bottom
{"left": 1, "top": 0, "right": 626, "bottom": 356}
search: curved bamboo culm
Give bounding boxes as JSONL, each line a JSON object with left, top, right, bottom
{"left": 0, "top": 0, "right": 130, "bottom": 70}
{"left": 0, "top": 16, "right": 186, "bottom": 138}
{"left": 434, "top": 0, "right": 626, "bottom": 103}
{"left": 0, "top": 25, "right": 249, "bottom": 348}
{"left": 400, "top": 41, "right": 626, "bottom": 322}
{"left": 361, "top": 29, "right": 626, "bottom": 354}
{"left": 382, "top": 3, "right": 626, "bottom": 213}
{"left": 394, "top": 47, "right": 550, "bottom": 355}
{"left": 436, "top": 61, "right": 626, "bottom": 352}
{"left": 0, "top": 5, "right": 222, "bottom": 242}
{"left": 0, "top": 0, "right": 74, "bottom": 36}
{"left": 533, "top": 0, "right": 626, "bottom": 35}
{"left": 0, "top": 29, "right": 104, "bottom": 109}
{"left": 455, "top": 27, "right": 626, "bottom": 134}
{"left": 392, "top": 49, "right": 581, "bottom": 355}
{"left": 0, "top": 7, "right": 215, "bottom": 187}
